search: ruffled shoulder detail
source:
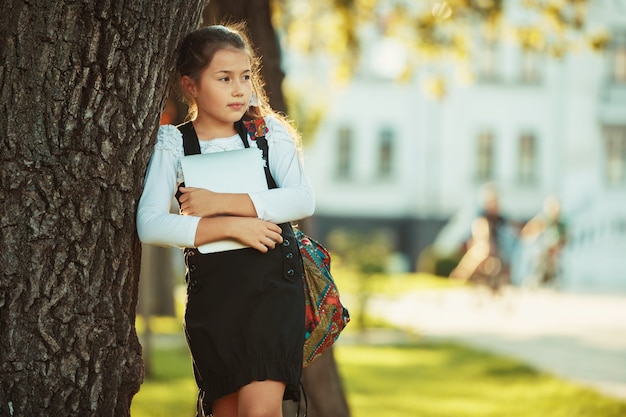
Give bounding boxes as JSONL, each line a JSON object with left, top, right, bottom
{"left": 264, "top": 115, "right": 294, "bottom": 145}
{"left": 154, "top": 124, "right": 184, "bottom": 184}
{"left": 154, "top": 125, "right": 184, "bottom": 158}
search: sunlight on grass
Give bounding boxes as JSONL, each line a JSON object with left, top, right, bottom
{"left": 131, "top": 379, "right": 197, "bottom": 417}
{"left": 131, "top": 340, "right": 626, "bottom": 417}
{"left": 131, "top": 275, "right": 626, "bottom": 417}
{"left": 334, "top": 342, "right": 626, "bottom": 417}
{"left": 335, "top": 270, "right": 465, "bottom": 297}
{"left": 135, "top": 315, "right": 183, "bottom": 335}
{"left": 131, "top": 346, "right": 197, "bottom": 417}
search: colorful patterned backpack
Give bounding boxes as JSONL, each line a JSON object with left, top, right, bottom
{"left": 242, "top": 118, "right": 350, "bottom": 368}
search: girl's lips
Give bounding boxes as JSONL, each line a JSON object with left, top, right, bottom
{"left": 229, "top": 103, "right": 245, "bottom": 110}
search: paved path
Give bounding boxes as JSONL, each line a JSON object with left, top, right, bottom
{"left": 368, "top": 287, "right": 626, "bottom": 400}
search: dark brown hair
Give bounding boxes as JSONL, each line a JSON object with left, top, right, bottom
{"left": 176, "top": 23, "right": 300, "bottom": 144}
{"left": 176, "top": 23, "right": 271, "bottom": 121}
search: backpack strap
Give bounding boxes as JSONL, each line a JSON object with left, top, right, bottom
{"left": 176, "top": 118, "right": 275, "bottom": 191}
{"left": 240, "top": 118, "right": 278, "bottom": 190}
{"left": 179, "top": 118, "right": 300, "bottom": 281}
{"left": 177, "top": 120, "right": 252, "bottom": 155}
{"left": 177, "top": 121, "right": 201, "bottom": 156}
{"left": 241, "top": 118, "right": 300, "bottom": 283}
{"left": 235, "top": 120, "right": 251, "bottom": 149}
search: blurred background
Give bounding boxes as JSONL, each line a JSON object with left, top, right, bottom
{"left": 135, "top": 1, "right": 626, "bottom": 416}
{"left": 284, "top": 0, "right": 625, "bottom": 293}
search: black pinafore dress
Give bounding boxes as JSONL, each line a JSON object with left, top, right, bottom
{"left": 176, "top": 121, "right": 305, "bottom": 416}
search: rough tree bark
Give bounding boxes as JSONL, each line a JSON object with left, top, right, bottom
{"left": 203, "top": 2, "right": 352, "bottom": 416}
{"left": 0, "top": 1, "right": 206, "bottom": 416}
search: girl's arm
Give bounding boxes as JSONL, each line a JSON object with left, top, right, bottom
{"left": 247, "top": 116, "right": 315, "bottom": 223}
{"left": 177, "top": 116, "right": 315, "bottom": 224}
{"left": 194, "top": 216, "right": 284, "bottom": 252}
{"left": 136, "top": 126, "right": 200, "bottom": 248}
{"left": 137, "top": 125, "right": 286, "bottom": 251}
{"left": 177, "top": 187, "right": 258, "bottom": 218}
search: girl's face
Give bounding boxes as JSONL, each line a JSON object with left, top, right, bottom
{"left": 186, "top": 48, "right": 253, "bottom": 132}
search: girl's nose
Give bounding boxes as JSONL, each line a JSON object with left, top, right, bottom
{"left": 232, "top": 80, "right": 244, "bottom": 96}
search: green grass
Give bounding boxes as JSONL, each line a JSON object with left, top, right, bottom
{"left": 135, "top": 315, "right": 184, "bottom": 335}
{"left": 131, "top": 345, "right": 197, "bottom": 417}
{"left": 132, "top": 276, "right": 626, "bottom": 416}
{"left": 131, "top": 338, "right": 626, "bottom": 417}
{"left": 335, "top": 270, "right": 465, "bottom": 298}
{"left": 335, "top": 342, "right": 626, "bottom": 417}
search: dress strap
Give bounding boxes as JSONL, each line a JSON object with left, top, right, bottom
{"left": 240, "top": 118, "right": 277, "bottom": 190}
{"left": 177, "top": 121, "right": 201, "bottom": 156}
{"left": 235, "top": 120, "right": 251, "bottom": 149}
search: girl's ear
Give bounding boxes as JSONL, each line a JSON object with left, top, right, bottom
{"left": 181, "top": 75, "right": 197, "bottom": 98}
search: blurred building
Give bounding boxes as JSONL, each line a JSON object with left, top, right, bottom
{"left": 301, "top": 1, "right": 626, "bottom": 291}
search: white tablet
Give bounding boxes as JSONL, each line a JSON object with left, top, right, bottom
{"left": 181, "top": 148, "right": 269, "bottom": 253}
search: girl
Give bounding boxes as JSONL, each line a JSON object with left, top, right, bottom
{"left": 137, "top": 24, "right": 315, "bottom": 417}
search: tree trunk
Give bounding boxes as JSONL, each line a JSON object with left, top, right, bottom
{"left": 300, "top": 347, "right": 351, "bottom": 417}
{"left": 0, "top": 1, "right": 206, "bottom": 416}
{"left": 138, "top": 245, "right": 177, "bottom": 317}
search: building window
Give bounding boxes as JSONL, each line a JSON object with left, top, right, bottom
{"left": 610, "top": 31, "right": 626, "bottom": 84}
{"left": 604, "top": 126, "right": 626, "bottom": 185}
{"left": 477, "top": 40, "right": 498, "bottom": 82}
{"left": 476, "top": 131, "right": 494, "bottom": 181}
{"left": 476, "top": 26, "right": 499, "bottom": 83}
{"left": 520, "top": 49, "right": 541, "bottom": 84}
{"left": 518, "top": 132, "right": 537, "bottom": 184}
{"left": 336, "top": 126, "right": 353, "bottom": 180}
{"left": 516, "top": 27, "right": 542, "bottom": 84}
{"left": 377, "top": 127, "right": 394, "bottom": 179}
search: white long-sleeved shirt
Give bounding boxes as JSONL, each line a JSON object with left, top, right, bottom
{"left": 136, "top": 116, "right": 315, "bottom": 248}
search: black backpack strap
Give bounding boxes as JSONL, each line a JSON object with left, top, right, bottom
{"left": 176, "top": 118, "right": 277, "bottom": 196}
{"left": 175, "top": 121, "right": 200, "bottom": 201}
{"left": 240, "top": 118, "right": 278, "bottom": 190}
{"left": 241, "top": 118, "right": 300, "bottom": 279}
{"left": 177, "top": 121, "right": 201, "bottom": 156}
{"left": 235, "top": 120, "right": 251, "bottom": 149}
{"left": 255, "top": 136, "right": 278, "bottom": 190}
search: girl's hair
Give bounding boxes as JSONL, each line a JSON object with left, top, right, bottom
{"left": 176, "top": 23, "right": 272, "bottom": 123}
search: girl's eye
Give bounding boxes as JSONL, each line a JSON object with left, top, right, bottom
{"left": 243, "top": 74, "right": 251, "bottom": 81}
{"left": 219, "top": 77, "right": 230, "bottom": 82}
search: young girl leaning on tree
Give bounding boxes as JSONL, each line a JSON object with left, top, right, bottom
{"left": 136, "top": 24, "right": 315, "bottom": 417}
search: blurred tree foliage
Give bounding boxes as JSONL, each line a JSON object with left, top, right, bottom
{"left": 272, "top": 0, "right": 607, "bottom": 121}
{"left": 327, "top": 229, "right": 393, "bottom": 330}
{"left": 274, "top": 0, "right": 604, "bottom": 79}
{"left": 328, "top": 229, "right": 393, "bottom": 275}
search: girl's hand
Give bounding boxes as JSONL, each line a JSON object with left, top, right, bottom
{"left": 195, "top": 216, "right": 283, "bottom": 253}
{"left": 179, "top": 187, "right": 219, "bottom": 217}
{"left": 179, "top": 187, "right": 258, "bottom": 218}
{"left": 230, "top": 217, "right": 284, "bottom": 253}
